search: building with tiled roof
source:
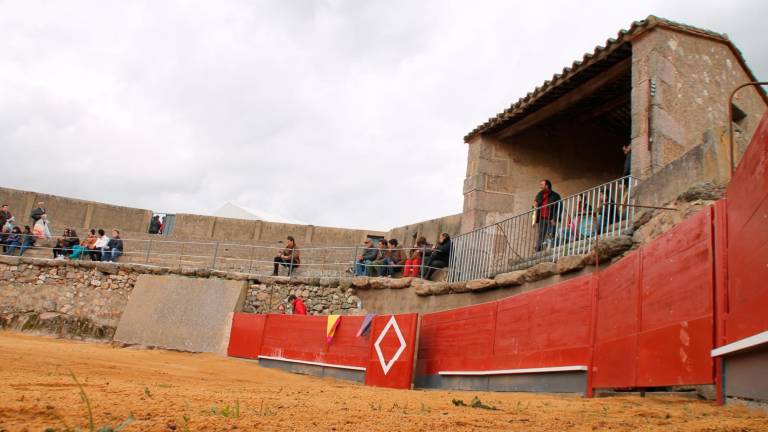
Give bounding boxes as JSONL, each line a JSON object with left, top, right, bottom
{"left": 460, "top": 15, "right": 766, "bottom": 233}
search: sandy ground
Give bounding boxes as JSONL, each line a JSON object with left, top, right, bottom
{"left": 0, "top": 332, "right": 766, "bottom": 432}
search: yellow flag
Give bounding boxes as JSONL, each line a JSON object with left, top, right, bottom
{"left": 326, "top": 315, "right": 341, "bottom": 343}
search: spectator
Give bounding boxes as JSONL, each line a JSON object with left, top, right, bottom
{"left": 101, "top": 229, "right": 123, "bottom": 262}
{"left": 0, "top": 204, "right": 12, "bottom": 229}
{"left": 384, "top": 239, "right": 404, "bottom": 277}
{"left": 403, "top": 236, "right": 427, "bottom": 277}
{"left": 575, "top": 195, "right": 595, "bottom": 238}
{"left": 53, "top": 228, "right": 77, "bottom": 259}
{"left": 2, "top": 216, "right": 15, "bottom": 233}
{"left": 148, "top": 215, "right": 162, "bottom": 234}
{"left": 287, "top": 294, "right": 307, "bottom": 315}
{"left": 367, "top": 239, "right": 389, "bottom": 277}
{"left": 533, "top": 179, "right": 562, "bottom": 252}
{"left": 32, "top": 214, "right": 51, "bottom": 241}
{"left": 4, "top": 226, "right": 22, "bottom": 255}
{"left": 0, "top": 225, "right": 8, "bottom": 249}
{"left": 71, "top": 229, "right": 97, "bottom": 260}
{"left": 354, "top": 238, "right": 378, "bottom": 276}
{"left": 91, "top": 229, "right": 110, "bottom": 261}
{"left": 424, "top": 233, "right": 452, "bottom": 280}
{"left": 273, "top": 236, "right": 300, "bottom": 276}
{"left": 276, "top": 304, "right": 286, "bottom": 314}
{"left": 18, "top": 226, "right": 35, "bottom": 256}
{"left": 30, "top": 202, "right": 46, "bottom": 224}
{"left": 622, "top": 144, "right": 632, "bottom": 179}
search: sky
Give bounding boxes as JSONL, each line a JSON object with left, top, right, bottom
{"left": 1, "top": 1, "right": 766, "bottom": 231}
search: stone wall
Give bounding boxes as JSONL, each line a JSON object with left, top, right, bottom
{"left": 630, "top": 27, "right": 767, "bottom": 179}
{"left": 0, "top": 257, "right": 138, "bottom": 339}
{"left": 243, "top": 280, "right": 362, "bottom": 316}
{"left": 387, "top": 213, "right": 462, "bottom": 247}
{"left": 0, "top": 186, "right": 385, "bottom": 250}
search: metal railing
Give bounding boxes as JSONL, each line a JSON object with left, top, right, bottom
{"left": 0, "top": 234, "right": 444, "bottom": 279}
{"left": 447, "top": 176, "right": 639, "bottom": 282}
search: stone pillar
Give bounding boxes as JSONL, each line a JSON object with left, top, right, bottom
{"left": 460, "top": 134, "right": 516, "bottom": 233}
{"left": 83, "top": 204, "right": 95, "bottom": 230}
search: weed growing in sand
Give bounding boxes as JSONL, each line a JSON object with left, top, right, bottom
{"left": 220, "top": 400, "right": 240, "bottom": 418}
{"left": 180, "top": 414, "right": 191, "bottom": 432}
{"left": 420, "top": 403, "right": 432, "bottom": 414}
{"left": 257, "top": 399, "right": 276, "bottom": 417}
{"left": 48, "top": 370, "right": 135, "bottom": 432}
{"left": 514, "top": 401, "right": 530, "bottom": 414}
{"left": 451, "top": 396, "right": 498, "bottom": 411}
{"left": 368, "top": 402, "right": 382, "bottom": 411}
{"left": 143, "top": 386, "right": 152, "bottom": 398}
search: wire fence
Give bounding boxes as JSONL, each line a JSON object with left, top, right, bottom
{"left": 447, "top": 176, "right": 639, "bottom": 283}
{"left": 0, "top": 234, "right": 445, "bottom": 279}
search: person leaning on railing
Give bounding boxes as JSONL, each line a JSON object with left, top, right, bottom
{"left": 18, "top": 226, "right": 35, "bottom": 256}
{"left": 273, "top": 236, "right": 300, "bottom": 276}
{"left": 101, "top": 229, "right": 124, "bottom": 262}
{"left": 402, "top": 236, "right": 427, "bottom": 277}
{"left": 91, "top": 229, "right": 110, "bottom": 261}
{"left": 423, "top": 233, "right": 451, "bottom": 280}
{"left": 70, "top": 229, "right": 97, "bottom": 260}
{"left": 3, "top": 226, "right": 22, "bottom": 255}
{"left": 384, "top": 239, "right": 404, "bottom": 277}
{"left": 366, "top": 239, "right": 389, "bottom": 277}
{"left": 533, "top": 179, "right": 562, "bottom": 252}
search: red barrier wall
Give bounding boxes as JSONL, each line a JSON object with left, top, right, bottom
{"left": 227, "top": 313, "right": 268, "bottom": 359}
{"left": 723, "top": 111, "right": 768, "bottom": 344}
{"left": 227, "top": 312, "right": 419, "bottom": 389}
{"left": 417, "top": 274, "right": 595, "bottom": 376}
{"left": 365, "top": 314, "right": 419, "bottom": 389}
{"left": 417, "top": 207, "right": 718, "bottom": 391}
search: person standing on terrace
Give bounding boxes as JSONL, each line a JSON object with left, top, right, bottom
{"left": 533, "top": 179, "right": 561, "bottom": 252}
{"left": 0, "top": 204, "right": 12, "bottom": 230}
{"left": 30, "top": 202, "right": 46, "bottom": 224}
{"left": 273, "top": 236, "right": 300, "bottom": 276}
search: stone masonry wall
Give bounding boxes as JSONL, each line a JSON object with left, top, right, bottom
{"left": 243, "top": 281, "right": 362, "bottom": 315}
{"left": 0, "top": 258, "right": 138, "bottom": 339}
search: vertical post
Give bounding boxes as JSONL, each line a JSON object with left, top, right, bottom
{"left": 212, "top": 242, "right": 220, "bottom": 270}
{"left": 247, "top": 245, "right": 255, "bottom": 274}
{"left": 179, "top": 242, "right": 184, "bottom": 266}
{"left": 352, "top": 245, "right": 359, "bottom": 277}
{"left": 288, "top": 246, "right": 294, "bottom": 278}
{"left": 419, "top": 245, "right": 427, "bottom": 279}
{"left": 145, "top": 238, "right": 153, "bottom": 264}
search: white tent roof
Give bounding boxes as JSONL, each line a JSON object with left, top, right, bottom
{"left": 213, "top": 202, "right": 307, "bottom": 225}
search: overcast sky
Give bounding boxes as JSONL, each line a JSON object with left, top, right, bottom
{"left": 2, "top": 1, "right": 766, "bottom": 231}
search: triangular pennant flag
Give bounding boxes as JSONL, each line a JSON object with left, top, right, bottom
{"left": 356, "top": 313, "right": 375, "bottom": 337}
{"left": 326, "top": 315, "right": 341, "bottom": 343}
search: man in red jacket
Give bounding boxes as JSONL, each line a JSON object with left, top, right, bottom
{"left": 287, "top": 294, "right": 307, "bottom": 315}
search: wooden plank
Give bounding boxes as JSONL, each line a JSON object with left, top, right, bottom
{"left": 497, "top": 57, "right": 632, "bottom": 139}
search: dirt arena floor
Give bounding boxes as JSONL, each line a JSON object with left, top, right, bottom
{"left": 1, "top": 332, "right": 766, "bottom": 431}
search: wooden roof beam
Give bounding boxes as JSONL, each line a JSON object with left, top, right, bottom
{"left": 495, "top": 57, "right": 632, "bottom": 140}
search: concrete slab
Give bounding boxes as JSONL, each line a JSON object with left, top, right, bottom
{"left": 114, "top": 274, "right": 246, "bottom": 354}
{"left": 724, "top": 344, "right": 768, "bottom": 402}
{"left": 414, "top": 372, "right": 587, "bottom": 394}
{"left": 258, "top": 358, "right": 365, "bottom": 383}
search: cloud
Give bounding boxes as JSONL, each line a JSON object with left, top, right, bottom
{"left": 1, "top": 0, "right": 766, "bottom": 232}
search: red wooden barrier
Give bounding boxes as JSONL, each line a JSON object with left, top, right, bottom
{"left": 417, "top": 275, "right": 595, "bottom": 377}
{"left": 723, "top": 111, "right": 768, "bottom": 344}
{"left": 227, "top": 313, "right": 267, "bottom": 359}
{"left": 364, "top": 314, "right": 419, "bottom": 389}
{"left": 227, "top": 313, "right": 419, "bottom": 389}
{"left": 258, "top": 314, "right": 370, "bottom": 368}
{"left": 593, "top": 208, "right": 716, "bottom": 389}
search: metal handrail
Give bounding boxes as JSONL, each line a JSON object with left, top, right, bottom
{"left": 447, "top": 175, "right": 640, "bottom": 282}
{"left": 0, "top": 233, "right": 446, "bottom": 278}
